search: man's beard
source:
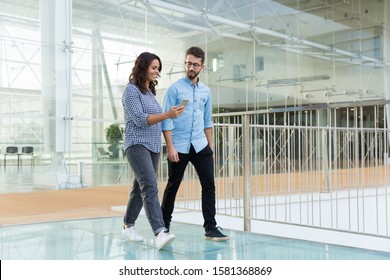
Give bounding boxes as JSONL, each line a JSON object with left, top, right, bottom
{"left": 186, "top": 70, "right": 199, "bottom": 80}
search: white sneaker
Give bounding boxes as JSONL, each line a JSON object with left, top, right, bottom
{"left": 156, "top": 230, "right": 175, "bottom": 250}
{"left": 122, "top": 226, "right": 144, "bottom": 242}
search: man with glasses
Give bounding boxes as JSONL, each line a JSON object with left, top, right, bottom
{"left": 161, "top": 46, "right": 229, "bottom": 241}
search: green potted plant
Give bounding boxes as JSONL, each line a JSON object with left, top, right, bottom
{"left": 105, "top": 123, "right": 123, "bottom": 159}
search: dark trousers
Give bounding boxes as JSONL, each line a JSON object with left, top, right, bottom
{"left": 161, "top": 144, "right": 217, "bottom": 232}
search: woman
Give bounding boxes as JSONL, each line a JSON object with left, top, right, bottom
{"left": 121, "top": 52, "right": 184, "bottom": 250}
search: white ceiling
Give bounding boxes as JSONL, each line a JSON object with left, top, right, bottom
{"left": 0, "top": 0, "right": 388, "bottom": 66}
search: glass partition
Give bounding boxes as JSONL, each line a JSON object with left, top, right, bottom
{"left": 0, "top": 0, "right": 388, "bottom": 192}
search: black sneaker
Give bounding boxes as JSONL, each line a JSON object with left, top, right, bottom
{"left": 205, "top": 226, "right": 230, "bottom": 241}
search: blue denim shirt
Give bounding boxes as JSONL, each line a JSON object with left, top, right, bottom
{"left": 122, "top": 83, "right": 162, "bottom": 153}
{"left": 162, "top": 77, "right": 213, "bottom": 153}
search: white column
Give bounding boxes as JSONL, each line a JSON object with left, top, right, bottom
{"left": 41, "top": 0, "right": 55, "bottom": 154}
{"left": 92, "top": 29, "right": 104, "bottom": 160}
{"left": 41, "top": 0, "right": 72, "bottom": 155}
{"left": 41, "top": 0, "right": 79, "bottom": 188}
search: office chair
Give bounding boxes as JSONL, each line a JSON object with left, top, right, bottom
{"left": 4, "top": 146, "right": 19, "bottom": 166}
{"left": 97, "top": 147, "right": 111, "bottom": 161}
{"left": 19, "top": 146, "right": 34, "bottom": 166}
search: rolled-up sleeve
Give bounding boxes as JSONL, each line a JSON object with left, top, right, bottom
{"left": 162, "top": 86, "right": 177, "bottom": 131}
{"left": 123, "top": 85, "right": 149, "bottom": 128}
{"left": 203, "top": 93, "right": 213, "bottom": 129}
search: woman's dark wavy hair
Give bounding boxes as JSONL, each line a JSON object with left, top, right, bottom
{"left": 129, "top": 52, "right": 162, "bottom": 95}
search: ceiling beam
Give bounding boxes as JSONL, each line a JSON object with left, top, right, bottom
{"left": 137, "top": 0, "right": 389, "bottom": 67}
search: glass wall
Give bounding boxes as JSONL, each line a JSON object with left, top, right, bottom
{"left": 0, "top": 0, "right": 389, "bottom": 191}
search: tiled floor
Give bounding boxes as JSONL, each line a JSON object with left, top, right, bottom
{"left": 1, "top": 216, "right": 390, "bottom": 260}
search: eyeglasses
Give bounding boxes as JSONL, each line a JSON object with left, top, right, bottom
{"left": 185, "top": 61, "right": 202, "bottom": 69}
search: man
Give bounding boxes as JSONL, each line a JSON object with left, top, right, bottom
{"left": 161, "top": 46, "right": 229, "bottom": 241}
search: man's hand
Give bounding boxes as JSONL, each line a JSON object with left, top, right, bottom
{"left": 167, "top": 146, "right": 180, "bottom": 162}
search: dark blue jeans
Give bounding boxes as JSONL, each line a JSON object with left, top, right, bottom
{"left": 161, "top": 144, "right": 217, "bottom": 232}
{"left": 123, "top": 145, "right": 166, "bottom": 235}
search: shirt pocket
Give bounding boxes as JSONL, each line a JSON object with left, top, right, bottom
{"left": 195, "top": 96, "right": 207, "bottom": 111}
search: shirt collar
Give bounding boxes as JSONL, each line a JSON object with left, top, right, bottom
{"left": 184, "top": 76, "right": 200, "bottom": 88}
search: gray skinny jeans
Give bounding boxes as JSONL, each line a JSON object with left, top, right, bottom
{"left": 123, "top": 144, "right": 166, "bottom": 235}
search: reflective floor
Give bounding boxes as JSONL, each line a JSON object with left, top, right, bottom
{"left": 2, "top": 163, "right": 390, "bottom": 260}
{"left": 1, "top": 216, "right": 390, "bottom": 260}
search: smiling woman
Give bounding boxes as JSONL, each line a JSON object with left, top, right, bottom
{"left": 121, "top": 52, "right": 185, "bottom": 249}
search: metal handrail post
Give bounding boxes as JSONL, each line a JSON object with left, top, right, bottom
{"left": 242, "top": 114, "right": 251, "bottom": 231}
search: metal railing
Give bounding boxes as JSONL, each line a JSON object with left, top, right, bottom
{"left": 161, "top": 102, "right": 390, "bottom": 238}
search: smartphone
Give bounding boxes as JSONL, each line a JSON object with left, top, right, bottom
{"left": 180, "top": 99, "right": 189, "bottom": 107}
